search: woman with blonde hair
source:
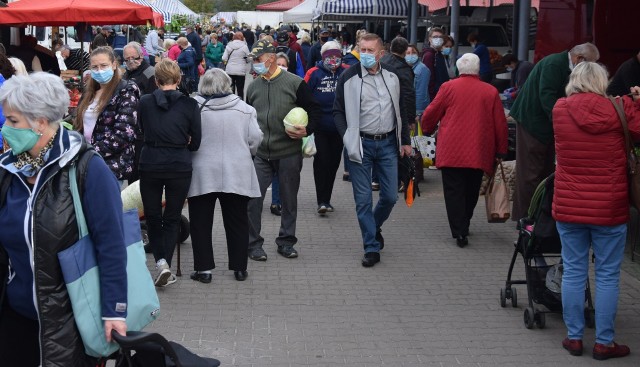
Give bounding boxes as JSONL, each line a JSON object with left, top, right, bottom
{"left": 74, "top": 46, "right": 139, "bottom": 183}
{"left": 137, "top": 59, "right": 201, "bottom": 287}
{"left": 553, "top": 61, "right": 640, "bottom": 360}
{"left": 222, "top": 31, "right": 250, "bottom": 99}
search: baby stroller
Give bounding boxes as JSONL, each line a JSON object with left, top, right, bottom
{"left": 499, "top": 173, "right": 595, "bottom": 329}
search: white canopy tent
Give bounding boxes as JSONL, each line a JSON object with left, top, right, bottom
{"left": 283, "top": 0, "right": 324, "bottom": 23}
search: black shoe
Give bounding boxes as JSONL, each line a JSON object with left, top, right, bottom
{"left": 317, "top": 204, "right": 328, "bottom": 214}
{"left": 277, "top": 245, "right": 298, "bottom": 258}
{"left": 456, "top": 235, "right": 468, "bottom": 248}
{"left": 234, "top": 270, "right": 248, "bottom": 281}
{"left": 248, "top": 247, "right": 268, "bottom": 261}
{"left": 376, "top": 230, "right": 384, "bottom": 250}
{"left": 270, "top": 204, "right": 281, "bottom": 216}
{"left": 361, "top": 252, "right": 380, "bottom": 267}
{"left": 371, "top": 182, "right": 380, "bottom": 191}
{"left": 342, "top": 173, "right": 350, "bottom": 181}
{"left": 190, "top": 272, "right": 212, "bottom": 284}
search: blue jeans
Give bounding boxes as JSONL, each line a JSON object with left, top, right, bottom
{"left": 271, "top": 172, "right": 280, "bottom": 206}
{"left": 349, "top": 135, "right": 398, "bottom": 253}
{"left": 556, "top": 221, "right": 626, "bottom": 345}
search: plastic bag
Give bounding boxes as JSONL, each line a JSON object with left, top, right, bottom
{"left": 411, "top": 123, "right": 435, "bottom": 168}
{"left": 302, "top": 134, "right": 316, "bottom": 158}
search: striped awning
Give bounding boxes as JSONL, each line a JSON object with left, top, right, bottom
{"left": 128, "top": 0, "right": 169, "bottom": 24}
{"left": 322, "top": 0, "right": 429, "bottom": 19}
{"left": 149, "top": 0, "right": 198, "bottom": 23}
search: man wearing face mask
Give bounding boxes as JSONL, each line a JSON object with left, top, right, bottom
{"left": 304, "top": 41, "right": 347, "bottom": 214}
{"left": 334, "top": 33, "right": 412, "bottom": 268}
{"left": 307, "top": 29, "right": 331, "bottom": 70}
{"left": 123, "top": 42, "right": 157, "bottom": 183}
{"left": 509, "top": 43, "right": 599, "bottom": 221}
{"left": 245, "top": 40, "right": 321, "bottom": 261}
{"left": 380, "top": 37, "right": 416, "bottom": 128}
{"left": 421, "top": 28, "right": 450, "bottom": 100}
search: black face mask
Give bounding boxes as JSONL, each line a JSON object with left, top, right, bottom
{"left": 320, "top": 36, "right": 329, "bottom": 42}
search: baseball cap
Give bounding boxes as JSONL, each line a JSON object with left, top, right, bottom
{"left": 279, "top": 24, "right": 292, "bottom": 33}
{"left": 102, "top": 25, "right": 113, "bottom": 32}
{"left": 250, "top": 40, "right": 276, "bottom": 58}
{"left": 319, "top": 28, "right": 330, "bottom": 34}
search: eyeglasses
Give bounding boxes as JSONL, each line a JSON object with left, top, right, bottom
{"left": 124, "top": 57, "right": 142, "bottom": 63}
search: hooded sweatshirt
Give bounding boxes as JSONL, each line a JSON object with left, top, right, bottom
{"left": 137, "top": 89, "right": 201, "bottom": 173}
{"left": 552, "top": 93, "right": 640, "bottom": 225}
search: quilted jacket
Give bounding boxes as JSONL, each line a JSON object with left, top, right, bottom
{"left": 552, "top": 93, "right": 640, "bottom": 225}
{"left": 421, "top": 74, "right": 508, "bottom": 175}
{"left": 92, "top": 79, "right": 140, "bottom": 180}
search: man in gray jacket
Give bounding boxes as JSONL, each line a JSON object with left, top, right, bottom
{"left": 333, "top": 33, "right": 412, "bottom": 267}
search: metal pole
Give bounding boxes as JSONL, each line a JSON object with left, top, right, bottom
{"left": 517, "top": 0, "right": 530, "bottom": 61}
{"left": 383, "top": 19, "right": 390, "bottom": 43}
{"left": 450, "top": 0, "right": 460, "bottom": 62}
{"left": 512, "top": 0, "right": 520, "bottom": 56}
{"left": 409, "top": 0, "right": 418, "bottom": 45}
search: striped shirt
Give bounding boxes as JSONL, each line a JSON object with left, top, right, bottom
{"left": 64, "top": 49, "right": 90, "bottom": 72}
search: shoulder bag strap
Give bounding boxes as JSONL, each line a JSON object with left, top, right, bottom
{"left": 198, "top": 95, "right": 215, "bottom": 113}
{"left": 69, "top": 163, "right": 89, "bottom": 238}
{"left": 609, "top": 96, "right": 632, "bottom": 154}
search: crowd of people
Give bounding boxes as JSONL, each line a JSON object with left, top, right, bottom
{"left": 0, "top": 20, "right": 640, "bottom": 365}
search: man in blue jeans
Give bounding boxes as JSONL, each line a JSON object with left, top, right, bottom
{"left": 334, "top": 33, "right": 412, "bottom": 267}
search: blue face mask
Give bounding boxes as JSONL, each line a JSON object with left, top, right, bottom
{"left": 360, "top": 53, "right": 377, "bottom": 69}
{"left": 252, "top": 62, "right": 269, "bottom": 75}
{"left": 1, "top": 125, "right": 41, "bottom": 155}
{"left": 442, "top": 47, "right": 452, "bottom": 56}
{"left": 405, "top": 54, "right": 419, "bottom": 65}
{"left": 91, "top": 68, "right": 114, "bottom": 84}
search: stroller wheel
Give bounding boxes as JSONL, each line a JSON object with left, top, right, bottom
{"left": 511, "top": 288, "right": 518, "bottom": 308}
{"left": 585, "top": 307, "right": 595, "bottom": 329}
{"left": 535, "top": 312, "right": 546, "bottom": 329}
{"left": 524, "top": 307, "right": 536, "bottom": 329}
{"left": 500, "top": 288, "right": 507, "bottom": 308}
{"left": 177, "top": 215, "right": 190, "bottom": 243}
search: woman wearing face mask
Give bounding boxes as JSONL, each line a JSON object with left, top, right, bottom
{"left": 0, "top": 73, "right": 128, "bottom": 366}
{"left": 467, "top": 32, "right": 492, "bottom": 83}
{"left": 304, "top": 41, "right": 347, "bottom": 214}
{"left": 74, "top": 46, "right": 140, "bottom": 184}
{"left": 276, "top": 52, "right": 290, "bottom": 71}
{"left": 406, "top": 44, "right": 430, "bottom": 120}
{"left": 421, "top": 27, "right": 449, "bottom": 100}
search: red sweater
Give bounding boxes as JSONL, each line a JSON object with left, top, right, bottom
{"left": 553, "top": 93, "right": 640, "bottom": 225}
{"left": 421, "top": 75, "right": 508, "bottom": 175}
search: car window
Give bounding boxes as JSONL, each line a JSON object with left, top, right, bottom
{"left": 458, "top": 25, "right": 509, "bottom": 47}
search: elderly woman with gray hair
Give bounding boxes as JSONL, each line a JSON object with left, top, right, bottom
{"left": 552, "top": 62, "right": 640, "bottom": 360}
{"left": 421, "top": 53, "right": 508, "bottom": 248}
{"left": 188, "top": 68, "right": 263, "bottom": 283}
{"left": 0, "top": 73, "right": 127, "bottom": 366}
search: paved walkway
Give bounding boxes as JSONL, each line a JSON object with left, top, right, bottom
{"left": 146, "top": 163, "right": 640, "bottom": 366}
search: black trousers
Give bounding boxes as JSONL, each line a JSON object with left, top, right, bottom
{"left": 313, "top": 131, "right": 344, "bottom": 205}
{"left": 441, "top": 167, "right": 484, "bottom": 238}
{"left": 230, "top": 74, "right": 245, "bottom": 100}
{"left": 128, "top": 139, "right": 143, "bottom": 184}
{"left": 139, "top": 172, "right": 191, "bottom": 267}
{"left": 188, "top": 192, "right": 249, "bottom": 271}
{"left": 0, "top": 300, "right": 40, "bottom": 366}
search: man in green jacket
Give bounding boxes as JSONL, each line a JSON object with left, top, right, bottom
{"left": 246, "top": 40, "right": 321, "bottom": 261}
{"left": 510, "top": 43, "right": 599, "bottom": 220}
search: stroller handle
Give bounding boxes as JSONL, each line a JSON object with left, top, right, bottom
{"left": 111, "top": 330, "right": 182, "bottom": 367}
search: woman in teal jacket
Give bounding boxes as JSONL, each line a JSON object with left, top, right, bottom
{"left": 205, "top": 34, "right": 225, "bottom": 69}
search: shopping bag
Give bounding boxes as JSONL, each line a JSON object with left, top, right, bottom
{"left": 485, "top": 162, "right": 510, "bottom": 223}
{"left": 58, "top": 163, "right": 160, "bottom": 357}
{"left": 302, "top": 134, "right": 316, "bottom": 158}
{"left": 411, "top": 123, "right": 436, "bottom": 168}
{"left": 398, "top": 154, "right": 420, "bottom": 207}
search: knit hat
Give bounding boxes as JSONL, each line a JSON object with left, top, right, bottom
{"left": 250, "top": 39, "right": 276, "bottom": 58}
{"left": 321, "top": 41, "right": 342, "bottom": 58}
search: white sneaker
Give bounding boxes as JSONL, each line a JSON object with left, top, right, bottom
{"left": 154, "top": 261, "right": 172, "bottom": 287}
{"left": 163, "top": 274, "right": 177, "bottom": 287}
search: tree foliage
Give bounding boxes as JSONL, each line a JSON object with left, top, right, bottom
{"left": 182, "top": 0, "right": 215, "bottom": 14}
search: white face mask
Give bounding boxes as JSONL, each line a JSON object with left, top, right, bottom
{"left": 279, "top": 65, "right": 288, "bottom": 71}
{"left": 430, "top": 37, "right": 444, "bottom": 49}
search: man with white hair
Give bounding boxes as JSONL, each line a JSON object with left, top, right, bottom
{"left": 421, "top": 53, "right": 508, "bottom": 247}
{"left": 509, "top": 43, "right": 599, "bottom": 221}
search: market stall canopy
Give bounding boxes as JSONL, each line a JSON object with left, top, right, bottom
{"left": 419, "top": 0, "right": 540, "bottom": 11}
{"left": 0, "top": 0, "right": 154, "bottom": 26}
{"left": 128, "top": 0, "right": 166, "bottom": 27}
{"left": 283, "top": 0, "right": 324, "bottom": 23}
{"left": 211, "top": 12, "right": 237, "bottom": 24}
{"left": 256, "top": 0, "right": 304, "bottom": 12}
{"left": 150, "top": 0, "right": 198, "bottom": 23}
{"left": 322, "top": 0, "right": 429, "bottom": 21}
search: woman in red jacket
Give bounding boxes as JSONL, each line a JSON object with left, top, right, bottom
{"left": 553, "top": 61, "right": 640, "bottom": 360}
{"left": 421, "top": 53, "right": 508, "bottom": 247}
